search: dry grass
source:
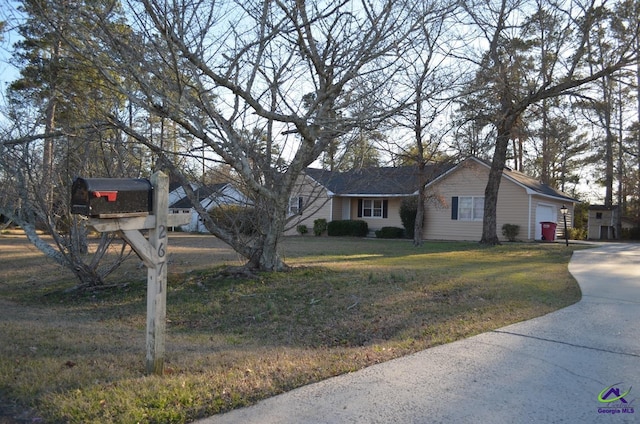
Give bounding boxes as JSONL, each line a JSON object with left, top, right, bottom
{"left": 0, "top": 232, "right": 583, "bottom": 423}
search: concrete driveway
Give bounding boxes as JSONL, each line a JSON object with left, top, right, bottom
{"left": 195, "top": 243, "right": 640, "bottom": 424}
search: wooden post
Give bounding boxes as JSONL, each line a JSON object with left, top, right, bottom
{"left": 85, "top": 171, "right": 190, "bottom": 376}
{"left": 146, "top": 171, "right": 169, "bottom": 375}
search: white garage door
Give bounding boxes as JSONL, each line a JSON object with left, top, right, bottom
{"left": 535, "top": 204, "right": 556, "bottom": 240}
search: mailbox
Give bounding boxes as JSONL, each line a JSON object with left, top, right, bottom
{"left": 71, "top": 177, "right": 153, "bottom": 217}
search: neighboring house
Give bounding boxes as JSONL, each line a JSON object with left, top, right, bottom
{"left": 288, "top": 156, "right": 579, "bottom": 241}
{"left": 285, "top": 164, "right": 452, "bottom": 236}
{"left": 587, "top": 205, "right": 636, "bottom": 240}
{"left": 169, "top": 182, "right": 247, "bottom": 233}
{"left": 423, "top": 157, "right": 578, "bottom": 241}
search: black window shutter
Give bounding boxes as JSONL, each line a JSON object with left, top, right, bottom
{"left": 298, "top": 197, "right": 303, "bottom": 215}
{"left": 451, "top": 196, "right": 458, "bottom": 220}
{"left": 383, "top": 200, "right": 388, "bottom": 218}
{"left": 357, "top": 199, "right": 363, "bottom": 217}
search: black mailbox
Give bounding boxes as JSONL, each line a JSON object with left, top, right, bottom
{"left": 71, "top": 177, "right": 153, "bottom": 217}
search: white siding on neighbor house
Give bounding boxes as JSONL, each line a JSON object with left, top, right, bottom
{"left": 422, "top": 160, "right": 573, "bottom": 242}
{"left": 587, "top": 209, "right": 616, "bottom": 240}
{"left": 177, "top": 185, "right": 249, "bottom": 233}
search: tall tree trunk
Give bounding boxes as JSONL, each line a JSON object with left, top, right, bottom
{"left": 604, "top": 126, "right": 614, "bottom": 208}
{"left": 42, "top": 99, "right": 56, "bottom": 207}
{"left": 413, "top": 164, "right": 426, "bottom": 247}
{"left": 637, "top": 35, "right": 640, "bottom": 222}
{"left": 616, "top": 78, "right": 624, "bottom": 239}
{"left": 413, "top": 93, "right": 425, "bottom": 247}
{"left": 602, "top": 75, "right": 615, "bottom": 208}
{"left": 540, "top": 99, "right": 550, "bottom": 184}
{"left": 41, "top": 36, "right": 62, "bottom": 209}
{"left": 480, "top": 115, "right": 515, "bottom": 245}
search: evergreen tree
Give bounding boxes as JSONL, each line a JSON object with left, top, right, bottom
{"left": 1, "top": 0, "right": 141, "bottom": 287}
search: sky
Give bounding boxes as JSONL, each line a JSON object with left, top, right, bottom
{"left": 0, "top": 0, "right": 22, "bottom": 98}
{"left": 0, "top": 0, "right": 610, "bottom": 205}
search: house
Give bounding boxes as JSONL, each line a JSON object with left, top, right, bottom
{"left": 423, "top": 157, "right": 578, "bottom": 241}
{"left": 285, "top": 163, "right": 454, "bottom": 236}
{"left": 168, "top": 182, "right": 247, "bottom": 233}
{"left": 288, "top": 157, "right": 579, "bottom": 242}
{"left": 587, "top": 205, "right": 637, "bottom": 240}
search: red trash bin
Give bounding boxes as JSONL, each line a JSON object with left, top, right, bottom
{"left": 540, "top": 221, "right": 557, "bottom": 241}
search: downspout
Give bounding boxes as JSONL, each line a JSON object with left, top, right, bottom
{"left": 527, "top": 194, "right": 532, "bottom": 240}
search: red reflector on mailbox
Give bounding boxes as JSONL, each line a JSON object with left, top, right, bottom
{"left": 92, "top": 191, "right": 118, "bottom": 202}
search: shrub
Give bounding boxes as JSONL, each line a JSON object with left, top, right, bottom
{"left": 210, "top": 205, "right": 258, "bottom": 235}
{"left": 567, "top": 227, "right": 588, "bottom": 240}
{"left": 375, "top": 227, "right": 405, "bottom": 239}
{"left": 621, "top": 227, "right": 640, "bottom": 240}
{"left": 501, "top": 223, "right": 520, "bottom": 242}
{"left": 297, "top": 225, "right": 308, "bottom": 235}
{"left": 327, "top": 220, "right": 368, "bottom": 237}
{"left": 313, "top": 219, "right": 327, "bottom": 236}
{"left": 400, "top": 196, "right": 418, "bottom": 239}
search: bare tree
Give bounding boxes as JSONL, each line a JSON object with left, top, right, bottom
{"left": 52, "top": 0, "right": 429, "bottom": 271}
{"left": 458, "top": 0, "right": 639, "bottom": 245}
{"left": 0, "top": 0, "right": 142, "bottom": 288}
{"left": 390, "top": 0, "right": 460, "bottom": 246}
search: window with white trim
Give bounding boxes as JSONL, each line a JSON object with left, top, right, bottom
{"left": 289, "top": 196, "right": 303, "bottom": 215}
{"left": 362, "top": 199, "right": 383, "bottom": 217}
{"left": 451, "top": 196, "right": 484, "bottom": 221}
{"left": 358, "top": 199, "right": 388, "bottom": 218}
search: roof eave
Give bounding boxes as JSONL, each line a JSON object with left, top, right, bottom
{"left": 333, "top": 192, "right": 417, "bottom": 198}
{"left": 524, "top": 188, "right": 579, "bottom": 203}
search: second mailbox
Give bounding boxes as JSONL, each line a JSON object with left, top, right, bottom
{"left": 71, "top": 177, "right": 153, "bottom": 218}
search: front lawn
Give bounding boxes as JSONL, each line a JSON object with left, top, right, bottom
{"left": 0, "top": 235, "right": 583, "bottom": 423}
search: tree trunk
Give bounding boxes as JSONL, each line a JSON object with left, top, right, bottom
{"left": 604, "top": 127, "right": 614, "bottom": 208}
{"left": 413, "top": 178, "right": 426, "bottom": 247}
{"left": 480, "top": 119, "right": 513, "bottom": 245}
{"left": 540, "top": 99, "right": 550, "bottom": 184}
{"left": 636, "top": 35, "right": 640, "bottom": 222}
{"left": 249, "top": 231, "right": 287, "bottom": 272}
{"left": 246, "top": 195, "right": 288, "bottom": 271}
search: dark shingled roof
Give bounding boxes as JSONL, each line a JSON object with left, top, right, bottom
{"left": 502, "top": 167, "right": 579, "bottom": 202}
{"left": 304, "top": 163, "right": 454, "bottom": 196}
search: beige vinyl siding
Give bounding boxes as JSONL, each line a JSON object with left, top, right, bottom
{"left": 495, "top": 177, "right": 530, "bottom": 240}
{"left": 423, "top": 160, "right": 531, "bottom": 241}
{"left": 423, "top": 159, "right": 576, "bottom": 241}
{"left": 284, "top": 175, "right": 333, "bottom": 236}
{"left": 284, "top": 173, "right": 410, "bottom": 236}
{"left": 352, "top": 197, "right": 404, "bottom": 233}
{"left": 383, "top": 198, "right": 405, "bottom": 229}
{"left": 332, "top": 197, "right": 346, "bottom": 221}
{"left": 423, "top": 161, "right": 488, "bottom": 241}
{"left": 285, "top": 196, "right": 332, "bottom": 235}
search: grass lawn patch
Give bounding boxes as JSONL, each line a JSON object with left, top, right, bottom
{"left": 0, "top": 234, "right": 583, "bottom": 423}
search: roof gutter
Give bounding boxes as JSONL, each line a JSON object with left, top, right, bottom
{"left": 332, "top": 192, "right": 419, "bottom": 198}
{"left": 522, "top": 187, "right": 578, "bottom": 203}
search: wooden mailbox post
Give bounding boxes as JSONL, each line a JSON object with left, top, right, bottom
{"left": 77, "top": 171, "right": 191, "bottom": 375}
